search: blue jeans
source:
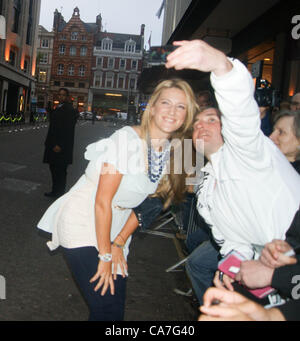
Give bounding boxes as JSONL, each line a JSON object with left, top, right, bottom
{"left": 62, "top": 247, "right": 127, "bottom": 321}
{"left": 185, "top": 240, "right": 220, "bottom": 305}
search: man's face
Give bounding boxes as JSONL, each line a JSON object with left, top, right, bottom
{"left": 192, "top": 108, "right": 224, "bottom": 158}
{"left": 290, "top": 93, "right": 300, "bottom": 111}
{"left": 58, "top": 90, "right": 68, "bottom": 104}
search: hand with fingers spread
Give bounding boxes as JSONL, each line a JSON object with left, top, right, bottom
{"left": 165, "top": 40, "right": 233, "bottom": 77}
{"left": 213, "top": 270, "right": 235, "bottom": 291}
{"left": 198, "top": 287, "right": 285, "bottom": 321}
{"left": 90, "top": 259, "right": 115, "bottom": 296}
{"left": 260, "top": 239, "right": 297, "bottom": 268}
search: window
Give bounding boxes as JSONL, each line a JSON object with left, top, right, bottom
{"left": 24, "top": 59, "right": 29, "bottom": 73}
{"left": 105, "top": 73, "right": 114, "bottom": 88}
{"left": 96, "top": 57, "right": 102, "bottom": 67}
{"left": 59, "top": 45, "right": 66, "bottom": 55}
{"left": 57, "top": 64, "right": 64, "bottom": 75}
{"left": 12, "top": 0, "right": 21, "bottom": 34}
{"left": 70, "top": 46, "right": 76, "bottom": 56}
{"left": 82, "top": 35, "right": 87, "bottom": 41}
{"left": 108, "top": 58, "right": 114, "bottom": 69}
{"left": 79, "top": 83, "right": 85, "bottom": 88}
{"left": 129, "top": 77, "right": 136, "bottom": 90}
{"left": 131, "top": 60, "right": 137, "bottom": 70}
{"left": 118, "top": 75, "right": 125, "bottom": 89}
{"left": 54, "top": 81, "right": 60, "bottom": 86}
{"left": 120, "top": 59, "right": 126, "bottom": 70}
{"left": 39, "top": 69, "right": 47, "bottom": 83}
{"left": 26, "top": 0, "right": 33, "bottom": 45}
{"left": 59, "top": 35, "right": 66, "bottom": 41}
{"left": 68, "top": 64, "right": 75, "bottom": 76}
{"left": 65, "top": 82, "right": 75, "bottom": 87}
{"left": 71, "top": 32, "right": 78, "bottom": 40}
{"left": 102, "top": 38, "right": 113, "bottom": 51}
{"left": 79, "top": 65, "right": 85, "bottom": 77}
{"left": 94, "top": 73, "right": 102, "bottom": 88}
{"left": 39, "top": 53, "right": 48, "bottom": 64}
{"left": 125, "top": 40, "right": 136, "bottom": 53}
{"left": 80, "top": 46, "right": 87, "bottom": 57}
{"left": 9, "top": 48, "right": 16, "bottom": 66}
{"left": 41, "top": 39, "right": 49, "bottom": 48}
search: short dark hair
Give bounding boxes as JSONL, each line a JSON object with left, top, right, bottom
{"left": 58, "top": 88, "right": 70, "bottom": 96}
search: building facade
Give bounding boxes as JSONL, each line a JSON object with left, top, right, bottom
{"left": 0, "top": 0, "right": 41, "bottom": 118}
{"left": 49, "top": 7, "right": 95, "bottom": 111}
{"left": 36, "top": 25, "right": 54, "bottom": 110}
{"left": 90, "top": 24, "right": 145, "bottom": 119}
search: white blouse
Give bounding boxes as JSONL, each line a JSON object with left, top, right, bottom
{"left": 37, "top": 126, "right": 160, "bottom": 275}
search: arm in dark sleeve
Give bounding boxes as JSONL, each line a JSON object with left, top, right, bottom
{"left": 285, "top": 209, "right": 300, "bottom": 248}
{"left": 271, "top": 263, "right": 300, "bottom": 298}
{"left": 277, "top": 299, "right": 300, "bottom": 321}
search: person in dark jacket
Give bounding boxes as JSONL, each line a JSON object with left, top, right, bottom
{"left": 43, "top": 88, "right": 76, "bottom": 198}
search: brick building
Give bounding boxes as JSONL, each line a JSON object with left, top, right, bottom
{"left": 49, "top": 7, "right": 96, "bottom": 111}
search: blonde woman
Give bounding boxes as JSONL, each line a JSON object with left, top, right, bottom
{"left": 37, "top": 78, "right": 198, "bottom": 321}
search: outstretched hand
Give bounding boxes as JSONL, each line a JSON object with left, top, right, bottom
{"left": 165, "top": 40, "right": 233, "bottom": 76}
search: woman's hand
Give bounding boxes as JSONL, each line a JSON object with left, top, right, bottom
{"left": 90, "top": 260, "right": 114, "bottom": 296}
{"left": 112, "top": 244, "right": 128, "bottom": 280}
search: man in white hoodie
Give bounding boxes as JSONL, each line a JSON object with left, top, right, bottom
{"left": 166, "top": 40, "right": 300, "bottom": 305}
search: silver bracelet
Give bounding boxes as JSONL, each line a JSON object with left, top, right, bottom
{"left": 98, "top": 253, "right": 112, "bottom": 262}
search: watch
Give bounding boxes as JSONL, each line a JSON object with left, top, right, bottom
{"left": 98, "top": 253, "right": 112, "bottom": 262}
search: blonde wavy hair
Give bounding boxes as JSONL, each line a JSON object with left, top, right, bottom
{"left": 140, "top": 78, "right": 199, "bottom": 209}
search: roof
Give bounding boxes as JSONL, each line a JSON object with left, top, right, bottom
{"left": 95, "top": 31, "right": 142, "bottom": 50}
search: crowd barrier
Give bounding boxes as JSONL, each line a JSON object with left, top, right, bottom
{"left": 0, "top": 112, "right": 48, "bottom": 132}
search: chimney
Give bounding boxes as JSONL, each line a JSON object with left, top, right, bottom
{"left": 96, "top": 14, "right": 103, "bottom": 32}
{"left": 140, "top": 24, "right": 145, "bottom": 37}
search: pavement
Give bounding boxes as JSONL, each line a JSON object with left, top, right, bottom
{"left": 0, "top": 120, "right": 197, "bottom": 321}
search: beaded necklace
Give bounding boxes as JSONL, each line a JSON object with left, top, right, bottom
{"left": 147, "top": 136, "right": 170, "bottom": 183}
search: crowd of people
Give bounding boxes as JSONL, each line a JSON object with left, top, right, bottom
{"left": 38, "top": 39, "right": 300, "bottom": 321}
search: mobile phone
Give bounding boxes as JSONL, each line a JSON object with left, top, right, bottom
{"left": 148, "top": 45, "right": 177, "bottom": 64}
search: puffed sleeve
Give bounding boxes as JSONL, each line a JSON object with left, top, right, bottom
{"left": 84, "top": 127, "right": 144, "bottom": 175}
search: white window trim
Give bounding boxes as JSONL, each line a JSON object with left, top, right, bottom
{"left": 96, "top": 57, "right": 103, "bottom": 68}
{"left": 117, "top": 74, "right": 126, "bottom": 89}
{"left": 105, "top": 72, "right": 114, "bottom": 88}
{"left": 70, "top": 46, "right": 77, "bottom": 56}
{"left": 68, "top": 65, "right": 75, "bottom": 76}
{"left": 119, "top": 58, "right": 126, "bottom": 70}
{"left": 94, "top": 72, "right": 103, "bottom": 88}
{"left": 108, "top": 58, "right": 115, "bottom": 69}
{"left": 131, "top": 59, "right": 138, "bottom": 70}
{"left": 57, "top": 64, "right": 64, "bottom": 75}
{"left": 80, "top": 46, "right": 87, "bottom": 56}
{"left": 59, "top": 45, "right": 65, "bottom": 55}
{"left": 79, "top": 65, "right": 85, "bottom": 77}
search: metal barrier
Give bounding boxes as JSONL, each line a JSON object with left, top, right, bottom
{"left": 0, "top": 112, "right": 48, "bottom": 132}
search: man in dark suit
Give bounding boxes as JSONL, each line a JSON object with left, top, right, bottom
{"left": 43, "top": 88, "right": 77, "bottom": 198}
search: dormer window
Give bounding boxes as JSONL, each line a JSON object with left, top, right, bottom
{"left": 125, "top": 39, "right": 136, "bottom": 53}
{"left": 102, "top": 38, "right": 113, "bottom": 51}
